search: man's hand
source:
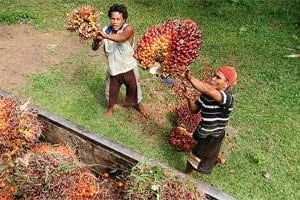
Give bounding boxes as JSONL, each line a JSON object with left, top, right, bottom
{"left": 92, "top": 32, "right": 103, "bottom": 50}
{"left": 181, "top": 82, "right": 191, "bottom": 101}
{"left": 93, "top": 31, "right": 104, "bottom": 41}
{"left": 185, "top": 70, "right": 192, "bottom": 82}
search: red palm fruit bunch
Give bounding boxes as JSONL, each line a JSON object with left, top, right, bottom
{"left": 170, "top": 66, "right": 216, "bottom": 105}
{"left": 169, "top": 126, "right": 197, "bottom": 152}
{"left": 0, "top": 97, "right": 42, "bottom": 163}
{"left": 160, "top": 179, "right": 205, "bottom": 200}
{"left": 175, "top": 103, "right": 201, "bottom": 133}
{"left": 198, "top": 66, "right": 216, "bottom": 83}
{"left": 65, "top": 5, "right": 102, "bottom": 41}
{"left": 169, "top": 104, "right": 201, "bottom": 152}
{"left": 12, "top": 143, "right": 98, "bottom": 199}
{"left": 171, "top": 79, "right": 199, "bottom": 102}
{"left": 55, "top": 168, "right": 98, "bottom": 199}
{"left": 96, "top": 171, "right": 128, "bottom": 200}
{"left": 135, "top": 19, "right": 202, "bottom": 78}
{"left": 32, "top": 143, "right": 77, "bottom": 160}
{"left": 0, "top": 166, "right": 15, "bottom": 200}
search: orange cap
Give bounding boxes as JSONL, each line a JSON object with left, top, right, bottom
{"left": 218, "top": 66, "right": 237, "bottom": 86}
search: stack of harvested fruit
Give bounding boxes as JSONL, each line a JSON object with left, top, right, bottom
{"left": 12, "top": 143, "right": 98, "bottom": 199}
{"left": 127, "top": 162, "right": 205, "bottom": 200}
{"left": 0, "top": 97, "right": 42, "bottom": 162}
{"left": 65, "top": 5, "right": 102, "bottom": 41}
{"left": 0, "top": 97, "right": 98, "bottom": 199}
{"left": 134, "top": 19, "right": 202, "bottom": 78}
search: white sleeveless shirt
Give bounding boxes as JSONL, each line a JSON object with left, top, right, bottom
{"left": 103, "top": 24, "right": 137, "bottom": 76}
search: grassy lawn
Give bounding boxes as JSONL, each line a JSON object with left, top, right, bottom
{"left": 1, "top": 0, "right": 300, "bottom": 199}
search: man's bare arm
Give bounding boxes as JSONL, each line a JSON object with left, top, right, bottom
{"left": 186, "top": 73, "right": 223, "bottom": 103}
{"left": 99, "top": 25, "right": 134, "bottom": 43}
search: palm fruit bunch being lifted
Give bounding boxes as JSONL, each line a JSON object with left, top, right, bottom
{"left": 0, "top": 97, "right": 42, "bottom": 163}
{"left": 65, "top": 5, "right": 102, "bottom": 41}
{"left": 134, "top": 19, "right": 202, "bottom": 78}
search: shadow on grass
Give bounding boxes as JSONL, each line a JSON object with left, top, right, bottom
{"left": 70, "top": 63, "right": 107, "bottom": 108}
{"left": 125, "top": 105, "right": 187, "bottom": 171}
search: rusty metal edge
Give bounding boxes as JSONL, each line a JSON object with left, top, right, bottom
{"left": 0, "top": 89, "right": 237, "bottom": 200}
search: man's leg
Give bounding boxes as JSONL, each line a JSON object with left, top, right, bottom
{"left": 133, "top": 67, "right": 143, "bottom": 103}
{"left": 106, "top": 75, "right": 121, "bottom": 117}
{"left": 124, "top": 70, "right": 148, "bottom": 117}
{"left": 197, "top": 134, "right": 225, "bottom": 174}
{"left": 186, "top": 150, "right": 201, "bottom": 175}
{"left": 185, "top": 162, "right": 194, "bottom": 175}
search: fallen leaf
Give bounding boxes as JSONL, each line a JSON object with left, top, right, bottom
{"left": 261, "top": 170, "right": 271, "bottom": 179}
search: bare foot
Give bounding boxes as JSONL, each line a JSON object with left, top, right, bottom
{"left": 105, "top": 107, "right": 114, "bottom": 118}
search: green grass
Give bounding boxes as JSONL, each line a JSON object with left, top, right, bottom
{"left": 2, "top": 0, "right": 300, "bottom": 199}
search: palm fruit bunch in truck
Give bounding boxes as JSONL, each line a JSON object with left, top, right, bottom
{"left": 0, "top": 97, "right": 42, "bottom": 163}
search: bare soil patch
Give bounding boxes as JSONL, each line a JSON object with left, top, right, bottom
{"left": 0, "top": 24, "right": 87, "bottom": 91}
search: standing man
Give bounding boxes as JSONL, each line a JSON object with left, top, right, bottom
{"left": 92, "top": 4, "right": 146, "bottom": 117}
{"left": 184, "top": 66, "right": 237, "bottom": 174}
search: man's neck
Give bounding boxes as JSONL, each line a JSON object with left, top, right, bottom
{"left": 111, "top": 23, "right": 125, "bottom": 33}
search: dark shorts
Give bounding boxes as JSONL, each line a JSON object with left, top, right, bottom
{"left": 187, "top": 132, "right": 225, "bottom": 174}
{"left": 108, "top": 69, "right": 138, "bottom": 106}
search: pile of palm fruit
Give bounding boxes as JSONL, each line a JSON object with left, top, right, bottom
{"left": 127, "top": 163, "right": 205, "bottom": 200}
{"left": 0, "top": 97, "right": 42, "bottom": 162}
{"left": 0, "top": 97, "right": 206, "bottom": 199}
{"left": 65, "top": 5, "right": 102, "bottom": 41}
{"left": 12, "top": 144, "right": 98, "bottom": 199}
{"left": 134, "top": 19, "right": 202, "bottom": 78}
{"left": 0, "top": 97, "right": 98, "bottom": 199}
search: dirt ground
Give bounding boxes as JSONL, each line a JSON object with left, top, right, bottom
{"left": 0, "top": 24, "right": 101, "bottom": 91}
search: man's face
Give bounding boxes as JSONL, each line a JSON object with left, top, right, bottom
{"left": 109, "top": 11, "right": 125, "bottom": 31}
{"left": 210, "top": 71, "right": 229, "bottom": 90}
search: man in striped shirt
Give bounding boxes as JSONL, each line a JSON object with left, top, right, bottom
{"left": 185, "top": 66, "right": 237, "bottom": 174}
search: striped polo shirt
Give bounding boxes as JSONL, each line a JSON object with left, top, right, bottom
{"left": 193, "top": 89, "right": 234, "bottom": 139}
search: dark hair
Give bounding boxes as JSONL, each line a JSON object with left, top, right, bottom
{"left": 108, "top": 4, "right": 128, "bottom": 21}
